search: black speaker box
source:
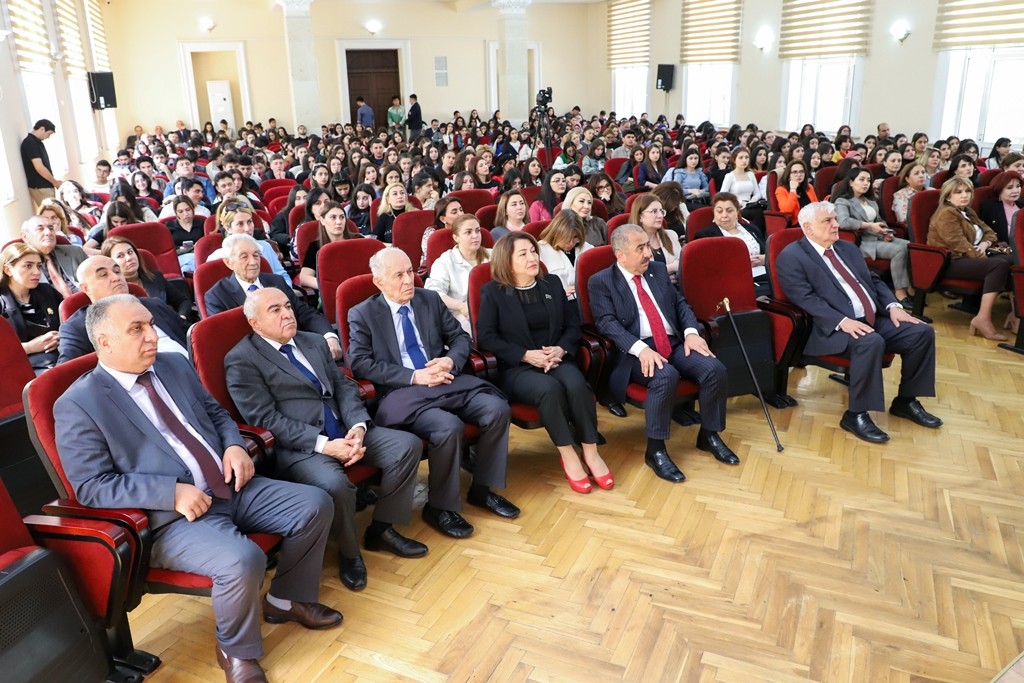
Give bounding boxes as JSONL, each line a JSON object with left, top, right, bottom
{"left": 656, "top": 64, "right": 675, "bottom": 92}
{"left": 87, "top": 71, "right": 117, "bottom": 109}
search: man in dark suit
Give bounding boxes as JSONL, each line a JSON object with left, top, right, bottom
{"left": 347, "top": 247, "right": 519, "bottom": 538}
{"left": 56, "top": 294, "right": 341, "bottom": 683}
{"left": 777, "top": 201, "right": 941, "bottom": 443}
{"left": 205, "top": 234, "right": 343, "bottom": 360}
{"left": 405, "top": 94, "right": 423, "bottom": 141}
{"left": 226, "top": 288, "right": 426, "bottom": 592}
{"left": 21, "top": 215, "right": 87, "bottom": 297}
{"left": 58, "top": 256, "right": 189, "bottom": 364}
{"left": 588, "top": 224, "right": 736, "bottom": 483}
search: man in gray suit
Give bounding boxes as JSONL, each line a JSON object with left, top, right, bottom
{"left": 226, "top": 287, "right": 426, "bottom": 592}
{"left": 347, "top": 247, "right": 519, "bottom": 539}
{"left": 21, "top": 215, "right": 87, "bottom": 297}
{"left": 56, "top": 294, "right": 341, "bottom": 683}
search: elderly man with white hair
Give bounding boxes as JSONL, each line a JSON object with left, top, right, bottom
{"left": 776, "top": 201, "right": 940, "bottom": 444}
{"left": 21, "top": 214, "right": 88, "bottom": 297}
{"left": 203, "top": 233, "right": 342, "bottom": 359}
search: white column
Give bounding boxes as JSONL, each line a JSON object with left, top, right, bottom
{"left": 276, "top": 0, "right": 319, "bottom": 131}
{"left": 492, "top": 0, "right": 531, "bottom": 123}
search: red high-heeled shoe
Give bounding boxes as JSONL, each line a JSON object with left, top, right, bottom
{"left": 560, "top": 458, "right": 592, "bottom": 494}
{"left": 591, "top": 469, "right": 615, "bottom": 490}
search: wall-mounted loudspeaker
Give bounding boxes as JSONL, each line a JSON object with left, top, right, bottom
{"left": 88, "top": 72, "right": 117, "bottom": 109}
{"left": 656, "top": 64, "right": 675, "bottom": 92}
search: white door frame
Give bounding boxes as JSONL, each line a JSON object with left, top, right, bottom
{"left": 178, "top": 41, "right": 253, "bottom": 126}
{"left": 485, "top": 40, "right": 542, "bottom": 120}
{"left": 336, "top": 39, "right": 414, "bottom": 125}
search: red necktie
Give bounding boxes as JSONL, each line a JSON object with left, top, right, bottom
{"left": 136, "top": 372, "right": 232, "bottom": 499}
{"left": 823, "top": 248, "right": 875, "bottom": 326}
{"left": 632, "top": 274, "right": 672, "bottom": 358}
{"left": 46, "top": 255, "right": 73, "bottom": 298}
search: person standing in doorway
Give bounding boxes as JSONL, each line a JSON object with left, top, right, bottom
{"left": 387, "top": 96, "right": 405, "bottom": 137}
{"left": 22, "top": 119, "right": 61, "bottom": 212}
{"left": 406, "top": 94, "right": 424, "bottom": 142}
{"left": 356, "top": 97, "right": 375, "bottom": 130}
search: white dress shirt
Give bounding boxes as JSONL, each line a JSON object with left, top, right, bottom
{"left": 616, "top": 264, "right": 698, "bottom": 357}
{"left": 235, "top": 277, "right": 338, "bottom": 342}
{"left": 383, "top": 295, "right": 428, "bottom": 374}
{"left": 100, "top": 361, "right": 222, "bottom": 493}
{"left": 808, "top": 240, "right": 898, "bottom": 325}
{"left": 538, "top": 241, "right": 592, "bottom": 298}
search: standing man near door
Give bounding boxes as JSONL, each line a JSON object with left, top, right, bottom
{"left": 356, "top": 97, "right": 375, "bottom": 130}
{"left": 22, "top": 119, "right": 61, "bottom": 212}
{"left": 406, "top": 94, "right": 423, "bottom": 142}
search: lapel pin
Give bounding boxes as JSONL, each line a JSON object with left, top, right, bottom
{"left": 544, "top": 294, "right": 552, "bottom": 299}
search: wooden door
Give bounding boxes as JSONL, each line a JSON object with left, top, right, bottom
{"left": 347, "top": 50, "right": 400, "bottom": 132}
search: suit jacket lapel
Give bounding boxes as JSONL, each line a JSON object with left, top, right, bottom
{"left": 645, "top": 267, "right": 676, "bottom": 326}
{"left": 611, "top": 266, "right": 639, "bottom": 334}
{"left": 223, "top": 277, "right": 246, "bottom": 308}
{"left": 500, "top": 283, "right": 533, "bottom": 346}
{"left": 540, "top": 278, "right": 561, "bottom": 343}
{"left": 95, "top": 365, "right": 183, "bottom": 462}
{"left": 371, "top": 296, "right": 402, "bottom": 364}
{"left": 800, "top": 238, "right": 857, "bottom": 302}
{"left": 410, "top": 294, "right": 435, "bottom": 357}
{"left": 293, "top": 333, "right": 334, "bottom": 398}
{"left": 0, "top": 291, "right": 25, "bottom": 339}
{"left": 250, "top": 333, "right": 315, "bottom": 389}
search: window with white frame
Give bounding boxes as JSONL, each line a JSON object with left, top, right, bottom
{"left": 783, "top": 57, "right": 859, "bottom": 135}
{"left": 608, "top": 0, "right": 650, "bottom": 117}
{"left": 683, "top": 63, "right": 734, "bottom": 127}
{"left": 939, "top": 47, "right": 1024, "bottom": 147}
{"left": 612, "top": 66, "right": 649, "bottom": 118}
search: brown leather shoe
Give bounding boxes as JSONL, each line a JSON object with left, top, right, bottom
{"left": 216, "top": 646, "right": 268, "bottom": 683}
{"left": 262, "top": 597, "right": 343, "bottom": 629}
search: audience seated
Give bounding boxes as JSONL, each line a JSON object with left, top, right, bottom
{"left": 372, "top": 182, "right": 410, "bottom": 243}
{"left": 21, "top": 215, "right": 88, "bottom": 297}
{"left": 205, "top": 200, "right": 288, "bottom": 278}
{"left": 0, "top": 242, "right": 62, "bottom": 373}
{"left": 537, "top": 209, "right": 592, "bottom": 299}
{"left": 690, "top": 192, "right": 769, "bottom": 297}
{"left": 296, "top": 200, "right": 362, "bottom": 290}
{"left": 563, "top": 186, "right": 608, "bottom": 246}
{"left": 528, "top": 170, "right": 567, "bottom": 222}
{"left": 978, "top": 170, "right": 1023, "bottom": 244}
{"left": 101, "top": 235, "right": 193, "bottom": 319}
{"left": 891, "top": 162, "right": 928, "bottom": 225}
{"left": 628, "top": 193, "right": 682, "bottom": 283}
{"left": 424, "top": 214, "right": 490, "bottom": 333}
{"left": 775, "top": 159, "right": 818, "bottom": 225}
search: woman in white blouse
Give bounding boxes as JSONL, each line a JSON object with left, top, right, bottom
{"left": 537, "top": 209, "right": 593, "bottom": 299}
{"left": 690, "top": 192, "right": 768, "bottom": 297}
{"left": 424, "top": 213, "right": 490, "bottom": 333}
{"left": 720, "top": 146, "right": 763, "bottom": 210}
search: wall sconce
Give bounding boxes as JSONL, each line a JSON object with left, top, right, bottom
{"left": 754, "top": 26, "right": 774, "bottom": 52}
{"left": 364, "top": 19, "right": 382, "bottom": 36}
{"left": 199, "top": 17, "right": 216, "bottom": 32}
{"left": 890, "top": 20, "right": 911, "bottom": 45}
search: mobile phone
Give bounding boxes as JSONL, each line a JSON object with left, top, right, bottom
{"left": 183, "top": 240, "right": 194, "bottom": 249}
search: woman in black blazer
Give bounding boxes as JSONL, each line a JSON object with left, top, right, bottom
{"left": 978, "top": 170, "right": 1023, "bottom": 244}
{"left": 0, "top": 243, "right": 63, "bottom": 373}
{"left": 691, "top": 192, "right": 769, "bottom": 297}
{"left": 101, "top": 236, "right": 194, "bottom": 320}
{"left": 476, "top": 232, "right": 613, "bottom": 494}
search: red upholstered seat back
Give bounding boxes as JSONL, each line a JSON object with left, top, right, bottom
{"left": 317, "top": 239, "right": 385, "bottom": 325}
{"left": 880, "top": 175, "right": 901, "bottom": 228}
{"left": 259, "top": 178, "right": 297, "bottom": 195}
{"left": 261, "top": 185, "right": 293, "bottom": 206}
{"left": 520, "top": 185, "right": 542, "bottom": 206}
{"left": 424, "top": 227, "right": 494, "bottom": 274}
{"left": 604, "top": 158, "right": 627, "bottom": 182}
{"left": 336, "top": 273, "right": 422, "bottom": 365}
{"left": 686, "top": 206, "right": 714, "bottom": 235}
{"left": 192, "top": 257, "right": 272, "bottom": 318}
{"left": 930, "top": 170, "right": 951, "bottom": 190}
{"left": 203, "top": 214, "right": 220, "bottom": 235}
{"left": 108, "top": 223, "right": 182, "bottom": 278}
{"left": 475, "top": 204, "right": 498, "bottom": 231}
{"left": 58, "top": 282, "right": 148, "bottom": 323}
{"left": 906, "top": 189, "right": 941, "bottom": 244}
{"left": 766, "top": 229, "right": 805, "bottom": 303}
{"left": 369, "top": 198, "right": 383, "bottom": 228}
{"left": 814, "top": 166, "right": 838, "bottom": 200}
{"left": 466, "top": 263, "right": 492, "bottom": 342}
{"left": 681, "top": 237, "right": 758, "bottom": 319}
{"left": 523, "top": 220, "right": 549, "bottom": 240}
{"left": 575, "top": 245, "right": 615, "bottom": 327}
{"left": 193, "top": 232, "right": 225, "bottom": 265}
{"left": 288, "top": 204, "right": 306, "bottom": 237}
{"left": 24, "top": 353, "right": 99, "bottom": 499}
{"left": 767, "top": 171, "right": 780, "bottom": 211}
{"left": 391, "top": 210, "right": 436, "bottom": 268}
{"left": 606, "top": 214, "right": 632, "bottom": 243}
{"left": 0, "top": 319, "right": 36, "bottom": 421}
{"left": 294, "top": 221, "right": 319, "bottom": 267}
{"left": 447, "top": 189, "right": 496, "bottom": 215}
{"left": 189, "top": 308, "right": 252, "bottom": 422}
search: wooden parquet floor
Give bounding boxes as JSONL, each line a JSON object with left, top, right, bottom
{"left": 129, "top": 301, "right": 1024, "bottom": 683}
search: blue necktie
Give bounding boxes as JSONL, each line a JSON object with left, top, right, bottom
{"left": 398, "top": 305, "right": 428, "bottom": 370}
{"left": 279, "top": 344, "right": 343, "bottom": 439}
{"left": 247, "top": 283, "right": 258, "bottom": 292}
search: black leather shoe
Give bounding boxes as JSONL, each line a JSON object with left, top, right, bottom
{"left": 840, "top": 411, "right": 890, "bottom": 443}
{"left": 365, "top": 527, "right": 428, "bottom": 558}
{"left": 262, "top": 598, "right": 343, "bottom": 629}
{"left": 644, "top": 449, "right": 686, "bottom": 483}
{"left": 422, "top": 504, "right": 474, "bottom": 538}
{"left": 889, "top": 397, "right": 943, "bottom": 428}
{"left": 607, "top": 402, "right": 627, "bottom": 418}
{"left": 696, "top": 430, "right": 740, "bottom": 465}
{"left": 467, "top": 490, "right": 521, "bottom": 519}
{"left": 338, "top": 555, "right": 367, "bottom": 591}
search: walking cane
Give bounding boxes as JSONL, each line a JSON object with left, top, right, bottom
{"left": 716, "top": 297, "right": 784, "bottom": 452}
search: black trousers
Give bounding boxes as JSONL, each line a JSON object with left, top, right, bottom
{"left": 846, "top": 315, "right": 936, "bottom": 413}
{"left": 501, "top": 362, "right": 598, "bottom": 447}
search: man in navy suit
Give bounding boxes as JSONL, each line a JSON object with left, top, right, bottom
{"left": 777, "top": 201, "right": 941, "bottom": 443}
{"left": 204, "top": 234, "right": 343, "bottom": 360}
{"left": 56, "top": 294, "right": 341, "bottom": 683}
{"left": 588, "top": 224, "right": 736, "bottom": 483}
{"left": 58, "top": 255, "right": 189, "bottom": 364}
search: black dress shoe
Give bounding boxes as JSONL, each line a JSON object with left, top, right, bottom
{"left": 365, "top": 527, "right": 428, "bottom": 558}
{"left": 644, "top": 449, "right": 686, "bottom": 483}
{"left": 262, "top": 598, "right": 343, "bottom": 629}
{"left": 695, "top": 430, "right": 740, "bottom": 465}
{"left": 839, "top": 411, "right": 890, "bottom": 443}
{"left": 889, "top": 397, "right": 943, "bottom": 428}
{"left": 607, "top": 402, "right": 627, "bottom": 418}
{"left": 338, "top": 555, "right": 367, "bottom": 591}
{"left": 422, "top": 504, "right": 474, "bottom": 538}
{"left": 467, "top": 489, "right": 521, "bottom": 519}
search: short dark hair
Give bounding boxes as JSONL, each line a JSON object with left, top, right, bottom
{"left": 33, "top": 119, "right": 56, "bottom": 132}
{"left": 96, "top": 159, "right": 112, "bottom": 169}
{"left": 409, "top": 94, "right": 417, "bottom": 100}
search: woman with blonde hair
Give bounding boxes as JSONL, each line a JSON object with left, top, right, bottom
{"left": 425, "top": 213, "right": 491, "bottom": 332}
{"left": 563, "top": 186, "right": 607, "bottom": 246}
{"left": 372, "top": 182, "right": 410, "bottom": 243}
{"left": 537, "top": 209, "right": 592, "bottom": 298}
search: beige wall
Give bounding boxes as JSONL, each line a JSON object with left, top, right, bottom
{"left": 190, "top": 51, "right": 243, "bottom": 128}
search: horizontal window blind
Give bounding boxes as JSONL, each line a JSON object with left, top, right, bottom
{"left": 8, "top": 0, "right": 54, "bottom": 74}
{"left": 56, "top": 0, "right": 88, "bottom": 78}
{"left": 934, "top": 1, "right": 1024, "bottom": 49}
{"left": 681, "top": 0, "right": 742, "bottom": 63}
{"left": 780, "top": 0, "right": 872, "bottom": 58}
{"left": 85, "top": 0, "right": 110, "bottom": 71}
{"left": 608, "top": 0, "right": 651, "bottom": 68}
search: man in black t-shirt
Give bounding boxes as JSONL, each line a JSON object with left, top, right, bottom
{"left": 21, "top": 119, "right": 60, "bottom": 211}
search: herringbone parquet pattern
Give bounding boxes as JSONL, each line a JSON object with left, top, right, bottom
{"left": 129, "top": 302, "right": 1024, "bottom": 682}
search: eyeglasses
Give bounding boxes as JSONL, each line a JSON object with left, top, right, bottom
{"left": 222, "top": 202, "right": 249, "bottom": 212}
{"left": 643, "top": 208, "right": 667, "bottom": 216}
